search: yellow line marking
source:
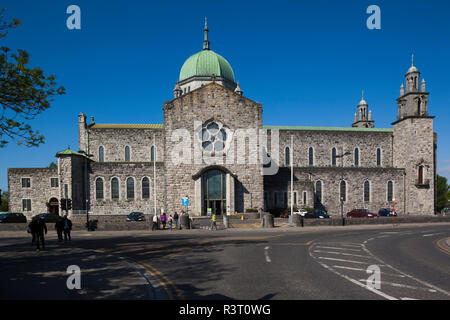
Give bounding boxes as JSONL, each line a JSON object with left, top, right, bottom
{"left": 90, "top": 248, "right": 183, "bottom": 300}
{"left": 435, "top": 237, "right": 450, "bottom": 256}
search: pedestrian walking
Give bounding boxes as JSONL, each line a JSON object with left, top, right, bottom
{"left": 211, "top": 213, "right": 217, "bottom": 230}
{"left": 174, "top": 212, "right": 179, "bottom": 229}
{"left": 55, "top": 217, "right": 64, "bottom": 242}
{"left": 152, "top": 214, "right": 158, "bottom": 230}
{"left": 31, "top": 216, "right": 47, "bottom": 251}
{"left": 28, "top": 216, "right": 37, "bottom": 245}
{"left": 168, "top": 215, "right": 173, "bottom": 231}
{"left": 161, "top": 212, "right": 167, "bottom": 230}
{"left": 63, "top": 215, "right": 72, "bottom": 242}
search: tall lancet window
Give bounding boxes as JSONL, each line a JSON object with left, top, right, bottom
{"left": 308, "top": 147, "right": 314, "bottom": 166}
{"left": 125, "top": 146, "right": 130, "bottom": 162}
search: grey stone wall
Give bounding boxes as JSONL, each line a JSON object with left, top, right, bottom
{"left": 86, "top": 127, "right": 165, "bottom": 163}
{"left": 274, "top": 129, "right": 393, "bottom": 168}
{"left": 393, "top": 117, "right": 435, "bottom": 214}
{"left": 86, "top": 162, "right": 166, "bottom": 215}
{"left": 7, "top": 167, "right": 59, "bottom": 218}
{"left": 163, "top": 82, "right": 264, "bottom": 215}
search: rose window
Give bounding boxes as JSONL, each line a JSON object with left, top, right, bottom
{"left": 198, "top": 121, "right": 230, "bottom": 153}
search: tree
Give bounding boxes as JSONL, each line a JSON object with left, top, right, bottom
{"left": 0, "top": 9, "right": 65, "bottom": 148}
{"left": 49, "top": 162, "right": 57, "bottom": 168}
{"left": 0, "top": 190, "right": 8, "bottom": 212}
{"left": 436, "top": 175, "right": 449, "bottom": 211}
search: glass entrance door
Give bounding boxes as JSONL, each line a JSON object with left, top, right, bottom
{"left": 202, "top": 169, "right": 226, "bottom": 215}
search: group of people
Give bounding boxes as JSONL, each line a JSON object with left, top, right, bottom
{"left": 152, "top": 211, "right": 180, "bottom": 231}
{"left": 28, "top": 215, "right": 72, "bottom": 251}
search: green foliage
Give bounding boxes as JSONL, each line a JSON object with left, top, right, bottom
{"left": 0, "top": 190, "right": 8, "bottom": 212}
{"left": 48, "top": 162, "right": 57, "bottom": 168}
{"left": 436, "top": 175, "right": 449, "bottom": 211}
{"left": 0, "top": 9, "right": 65, "bottom": 148}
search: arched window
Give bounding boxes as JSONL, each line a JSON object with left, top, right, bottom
{"left": 303, "top": 191, "right": 307, "bottom": 205}
{"left": 364, "top": 181, "right": 370, "bottom": 202}
{"left": 285, "top": 147, "right": 290, "bottom": 166}
{"left": 151, "top": 145, "right": 156, "bottom": 162}
{"left": 125, "top": 146, "right": 131, "bottom": 162}
{"left": 376, "top": 148, "right": 381, "bottom": 166}
{"left": 126, "top": 177, "right": 134, "bottom": 199}
{"left": 95, "top": 178, "right": 104, "bottom": 199}
{"left": 354, "top": 148, "right": 360, "bottom": 166}
{"left": 308, "top": 147, "right": 314, "bottom": 166}
{"left": 142, "top": 177, "right": 150, "bottom": 199}
{"left": 331, "top": 148, "right": 337, "bottom": 166}
{"left": 99, "top": 146, "right": 104, "bottom": 162}
{"left": 340, "top": 180, "right": 346, "bottom": 202}
{"left": 111, "top": 177, "right": 119, "bottom": 199}
{"left": 417, "top": 98, "right": 421, "bottom": 115}
{"left": 315, "top": 181, "right": 322, "bottom": 203}
{"left": 387, "top": 181, "right": 394, "bottom": 202}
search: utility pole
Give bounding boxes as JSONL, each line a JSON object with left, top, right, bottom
{"left": 153, "top": 134, "right": 157, "bottom": 217}
{"left": 290, "top": 135, "right": 293, "bottom": 217}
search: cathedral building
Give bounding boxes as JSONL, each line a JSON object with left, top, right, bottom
{"left": 7, "top": 22, "right": 437, "bottom": 218}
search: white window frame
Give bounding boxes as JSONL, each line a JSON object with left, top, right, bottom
{"left": 95, "top": 177, "right": 105, "bottom": 200}
{"left": 22, "top": 199, "right": 32, "bottom": 211}
{"left": 50, "top": 177, "right": 59, "bottom": 188}
{"left": 126, "top": 176, "right": 135, "bottom": 200}
{"left": 21, "top": 177, "right": 31, "bottom": 188}
{"left": 110, "top": 177, "right": 120, "bottom": 200}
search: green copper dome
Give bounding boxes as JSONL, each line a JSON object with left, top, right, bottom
{"left": 179, "top": 49, "right": 235, "bottom": 83}
{"left": 178, "top": 18, "right": 235, "bottom": 84}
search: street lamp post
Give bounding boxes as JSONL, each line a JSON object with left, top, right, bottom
{"left": 335, "top": 151, "right": 351, "bottom": 226}
{"left": 392, "top": 198, "right": 396, "bottom": 227}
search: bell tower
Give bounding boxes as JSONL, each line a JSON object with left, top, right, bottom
{"left": 392, "top": 56, "right": 436, "bottom": 215}
{"left": 352, "top": 91, "right": 374, "bottom": 128}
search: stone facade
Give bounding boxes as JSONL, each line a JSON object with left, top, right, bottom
{"left": 6, "top": 38, "right": 437, "bottom": 218}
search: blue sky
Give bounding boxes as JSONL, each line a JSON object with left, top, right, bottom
{"left": 1, "top": 0, "right": 449, "bottom": 192}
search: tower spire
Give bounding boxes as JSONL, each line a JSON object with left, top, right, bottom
{"left": 203, "top": 16, "right": 210, "bottom": 50}
{"left": 411, "top": 54, "right": 414, "bottom": 67}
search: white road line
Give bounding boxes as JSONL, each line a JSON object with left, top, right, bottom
{"left": 264, "top": 246, "right": 271, "bottom": 263}
{"left": 332, "top": 265, "right": 406, "bottom": 278}
{"left": 317, "top": 257, "right": 372, "bottom": 265}
{"left": 357, "top": 279, "right": 438, "bottom": 293}
{"left": 332, "top": 265, "right": 366, "bottom": 271}
{"left": 313, "top": 250, "right": 371, "bottom": 259}
{"left": 315, "top": 246, "right": 362, "bottom": 252}
{"left": 401, "top": 297, "right": 419, "bottom": 300}
{"left": 423, "top": 233, "right": 443, "bottom": 237}
{"left": 314, "top": 261, "right": 397, "bottom": 300}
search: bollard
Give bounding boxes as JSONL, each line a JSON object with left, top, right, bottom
{"left": 261, "top": 213, "right": 274, "bottom": 228}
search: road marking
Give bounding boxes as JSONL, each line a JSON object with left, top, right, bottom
{"left": 315, "top": 246, "right": 362, "bottom": 252}
{"left": 264, "top": 246, "right": 271, "bottom": 263}
{"left": 312, "top": 260, "right": 397, "bottom": 300}
{"left": 317, "top": 257, "right": 372, "bottom": 265}
{"left": 313, "top": 250, "right": 371, "bottom": 259}
{"left": 401, "top": 297, "right": 419, "bottom": 300}
{"left": 332, "top": 265, "right": 365, "bottom": 271}
{"left": 423, "top": 233, "right": 443, "bottom": 237}
{"left": 435, "top": 237, "right": 450, "bottom": 255}
{"left": 357, "top": 279, "right": 438, "bottom": 293}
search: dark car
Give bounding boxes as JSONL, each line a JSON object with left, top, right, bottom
{"left": 302, "top": 209, "right": 331, "bottom": 219}
{"left": 378, "top": 208, "right": 397, "bottom": 217}
{"left": 37, "top": 213, "right": 61, "bottom": 223}
{"left": 126, "top": 212, "right": 145, "bottom": 222}
{"left": 346, "top": 209, "right": 377, "bottom": 218}
{"left": 0, "top": 212, "right": 27, "bottom": 223}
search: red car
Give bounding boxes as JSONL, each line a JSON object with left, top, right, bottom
{"left": 346, "top": 209, "right": 377, "bottom": 218}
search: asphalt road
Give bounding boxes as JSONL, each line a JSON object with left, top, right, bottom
{"left": 0, "top": 223, "right": 449, "bottom": 300}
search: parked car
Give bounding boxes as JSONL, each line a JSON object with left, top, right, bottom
{"left": 378, "top": 208, "right": 397, "bottom": 216}
{"left": 126, "top": 212, "right": 145, "bottom": 222}
{"left": 439, "top": 208, "right": 450, "bottom": 216}
{"left": 346, "top": 209, "right": 377, "bottom": 218}
{"left": 37, "top": 213, "right": 61, "bottom": 223}
{"left": 0, "top": 212, "right": 27, "bottom": 223}
{"left": 302, "top": 209, "right": 331, "bottom": 219}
